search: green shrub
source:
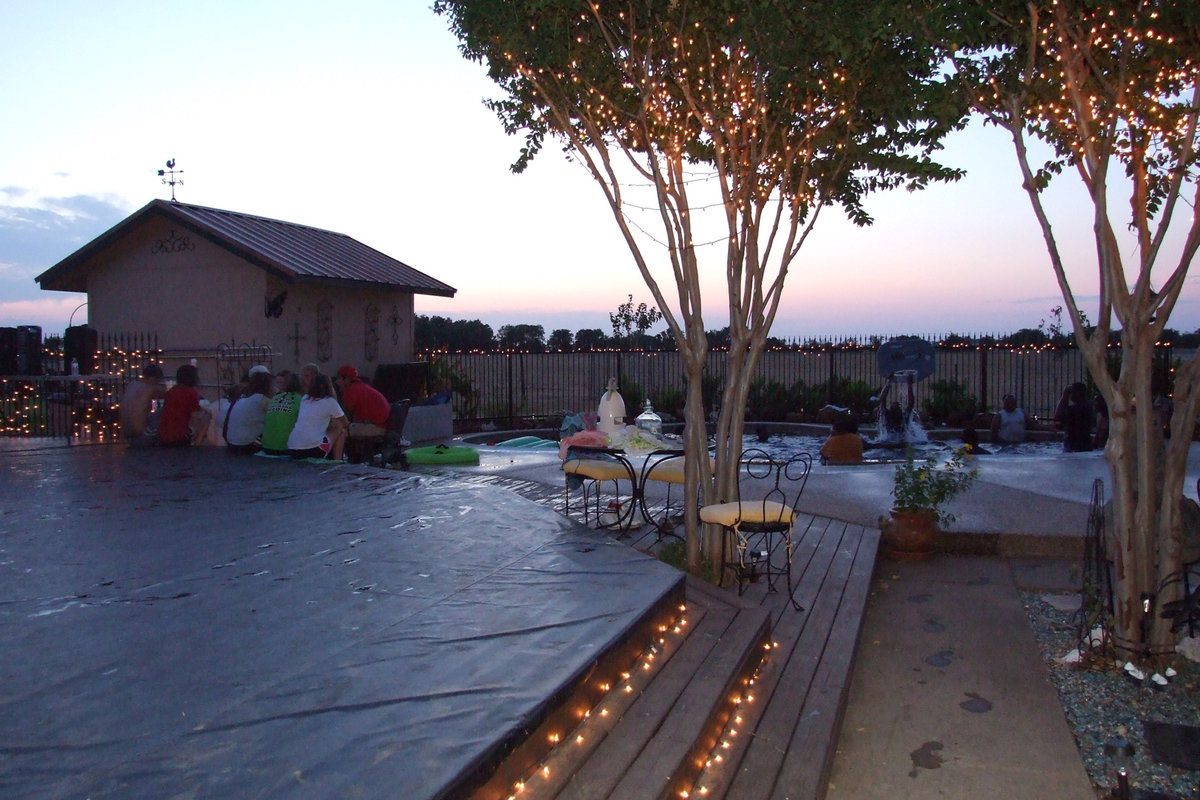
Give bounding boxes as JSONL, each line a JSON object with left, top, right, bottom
{"left": 748, "top": 377, "right": 797, "bottom": 421}
{"left": 921, "top": 379, "right": 979, "bottom": 426}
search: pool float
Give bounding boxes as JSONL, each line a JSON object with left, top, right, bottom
{"left": 404, "top": 444, "right": 481, "bottom": 465}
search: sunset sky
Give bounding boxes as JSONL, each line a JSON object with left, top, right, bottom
{"left": 2, "top": 1, "right": 1197, "bottom": 340}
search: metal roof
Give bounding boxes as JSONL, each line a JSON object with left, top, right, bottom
{"left": 36, "top": 199, "right": 457, "bottom": 297}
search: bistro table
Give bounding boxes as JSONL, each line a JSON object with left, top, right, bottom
{"left": 562, "top": 445, "right": 691, "bottom": 539}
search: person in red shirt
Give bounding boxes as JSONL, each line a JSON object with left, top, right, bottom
{"left": 157, "top": 364, "right": 213, "bottom": 447}
{"left": 334, "top": 365, "right": 390, "bottom": 434}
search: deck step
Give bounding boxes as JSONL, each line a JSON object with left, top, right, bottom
{"left": 474, "top": 575, "right": 771, "bottom": 800}
{"left": 464, "top": 471, "right": 881, "bottom": 800}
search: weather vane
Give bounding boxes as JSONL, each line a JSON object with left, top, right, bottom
{"left": 157, "top": 158, "right": 184, "bottom": 202}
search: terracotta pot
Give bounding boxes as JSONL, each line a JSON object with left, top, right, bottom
{"left": 880, "top": 507, "right": 940, "bottom": 561}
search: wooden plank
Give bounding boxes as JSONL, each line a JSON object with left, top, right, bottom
{"left": 555, "top": 587, "right": 768, "bottom": 800}
{"left": 469, "top": 472, "right": 881, "bottom": 800}
{"left": 692, "top": 518, "right": 847, "bottom": 800}
{"left": 723, "top": 523, "right": 866, "bottom": 800}
{"left": 506, "top": 601, "right": 714, "bottom": 800}
{"left": 609, "top": 604, "right": 770, "bottom": 800}
{"left": 554, "top": 593, "right": 742, "bottom": 800}
{"left": 770, "top": 526, "right": 879, "bottom": 800}
{"left": 730, "top": 513, "right": 836, "bottom": 613}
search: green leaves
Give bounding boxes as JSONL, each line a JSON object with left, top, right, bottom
{"left": 435, "top": 0, "right": 968, "bottom": 208}
{"left": 892, "top": 447, "right": 978, "bottom": 528}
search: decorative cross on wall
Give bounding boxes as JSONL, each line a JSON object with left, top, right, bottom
{"left": 388, "top": 305, "right": 401, "bottom": 346}
{"left": 364, "top": 303, "right": 380, "bottom": 363}
{"left": 287, "top": 322, "right": 307, "bottom": 364}
{"left": 316, "top": 300, "right": 333, "bottom": 363}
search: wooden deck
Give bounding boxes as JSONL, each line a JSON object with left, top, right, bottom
{"left": 460, "top": 472, "right": 881, "bottom": 800}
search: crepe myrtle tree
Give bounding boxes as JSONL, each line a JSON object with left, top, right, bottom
{"left": 950, "top": 1, "right": 1199, "bottom": 659}
{"left": 435, "top": 0, "right": 965, "bottom": 574}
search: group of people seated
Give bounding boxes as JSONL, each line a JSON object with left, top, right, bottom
{"left": 119, "top": 361, "right": 393, "bottom": 461}
{"left": 817, "top": 380, "right": 1126, "bottom": 464}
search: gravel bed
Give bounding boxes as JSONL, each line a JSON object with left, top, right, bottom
{"left": 1022, "top": 592, "right": 1200, "bottom": 799}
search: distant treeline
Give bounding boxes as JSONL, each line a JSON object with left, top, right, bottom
{"left": 415, "top": 314, "right": 1200, "bottom": 354}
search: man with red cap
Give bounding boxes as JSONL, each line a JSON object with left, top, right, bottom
{"left": 334, "top": 364, "right": 390, "bottom": 437}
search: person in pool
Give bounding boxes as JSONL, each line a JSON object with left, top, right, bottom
{"left": 990, "top": 393, "right": 1028, "bottom": 445}
{"left": 820, "top": 416, "right": 864, "bottom": 464}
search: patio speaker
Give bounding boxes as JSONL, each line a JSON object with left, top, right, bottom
{"left": 0, "top": 328, "right": 17, "bottom": 375}
{"left": 15, "top": 325, "right": 42, "bottom": 376}
{"left": 372, "top": 362, "right": 430, "bottom": 404}
{"left": 64, "top": 325, "right": 99, "bottom": 375}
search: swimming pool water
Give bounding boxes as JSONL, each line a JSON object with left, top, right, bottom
{"left": 746, "top": 434, "right": 1063, "bottom": 463}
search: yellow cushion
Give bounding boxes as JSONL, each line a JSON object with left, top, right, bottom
{"left": 563, "top": 459, "right": 630, "bottom": 482}
{"left": 700, "top": 501, "right": 795, "bottom": 527}
{"left": 644, "top": 457, "right": 714, "bottom": 485}
{"left": 644, "top": 459, "right": 686, "bottom": 485}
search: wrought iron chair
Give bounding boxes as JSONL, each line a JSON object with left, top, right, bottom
{"left": 350, "top": 399, "right": 411, "bottom": 467}
{"left": 562, "top": 445, "right": 638, "bottom": 530}
{"left": 699, "top": 448, "right": 812, "bottom": 610}
{"left": 638, "top": 449, "right": 691, "bottom": 541}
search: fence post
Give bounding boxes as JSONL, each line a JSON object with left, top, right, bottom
{"left": 979, "top": 345, "right": 989, "bottom": 411}
{"left": 827, "top": 344, "right": 836, "bottom": 405}
{"left": 507, "top": 354, "right": 514, "bottom": 425}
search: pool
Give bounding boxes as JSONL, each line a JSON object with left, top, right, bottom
{"left": 465, "top": 428, "right": 1065, "bottom": 464}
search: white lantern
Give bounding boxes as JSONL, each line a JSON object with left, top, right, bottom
{"left": 597, "top": 377, "right": 626, "bottom": 434}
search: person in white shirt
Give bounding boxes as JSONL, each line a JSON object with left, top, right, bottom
{"left": 287, "top": 372, "right": 347, "bottom": 460}
{"left": 990, "top": 393, "right": 1028, "bottom": 445}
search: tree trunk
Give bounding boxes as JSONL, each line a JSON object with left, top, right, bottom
{"left": 680, "top": 349, "right": 711, "bottom": 576}
{"left": 1090, "top": 328, "right": 1187, "bottom": 659}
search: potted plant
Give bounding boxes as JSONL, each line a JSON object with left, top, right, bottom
{"left": 881, "top": 447, "right": 978, "bottom": 560}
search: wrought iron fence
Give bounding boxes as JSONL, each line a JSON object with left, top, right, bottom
{"left": 0, "top": 329, "right": 1180, "bottom": 439}
{"left": 419, "top": 337, "right": 1181, "bottom": 431}
{"left": 0, "top": 332, "right": 161, "bottom": 441}
{"left": 0, "top": 333, "right": 275, "bottom": 442}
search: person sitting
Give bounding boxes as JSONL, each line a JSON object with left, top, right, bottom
{"left": 820, "top": 416, "right": 864, "bottom": 464}
{"left": 334, "top": 364, "right": 390, "bottom": 435}
{"left": 990, "top": 393, "right": 1028, "bottom": 445}
{"left": 261, "top": 371, "right": 304, "bottom": 456}
{"left": 1054, "top": 381, "right": 1094, "bottom": 452}
{"left": 119, "top": 363, "right": 167, "bottom": 447}
{"left": 961, "top": 425, "right": 989, "bottom": 455}
{"left": 223, "top": 367, "right": 273, "bottom": 455}
{"left": 157, "top": 364, "right": 213, "bottom": 447}
{"left": 1093, "top": 392, "right": 1110, "bottom": 450}
{"left": 287, "top": 372, "right": 347, "bottom": 460}
{"left": 300, "top": 362, "right": 320, "bottom": 395}
{"left": 877, "top": 371, "right": 915, "bottom": 439}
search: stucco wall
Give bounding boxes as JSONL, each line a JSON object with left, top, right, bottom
{"left": 89, "top": 219, "right": 266, "bottom": 346}
{"left": 84, "top": 217, "right": 417, "bottom": 376}
{"left": 264, "top": 283, "right": 414, "bottom": 374}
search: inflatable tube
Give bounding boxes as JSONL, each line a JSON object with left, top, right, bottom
{"left": 405, "top": 445, "right": 481, "bottom": 465}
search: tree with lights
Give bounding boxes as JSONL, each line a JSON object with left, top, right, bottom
{"left": 951, "top": 1, "right": 1199, "bottom": 659}
{"left": 435, "top": 0, "right": 964, "bottom": 573}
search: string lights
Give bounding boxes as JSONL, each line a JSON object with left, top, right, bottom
{"left": 679, "top": 638, "right": 777, "bottom": 799}
{"left": 0, "top": 342, "right": 161, "bottom": 441}
{"left": 495, "top": 603, "right": 696, "bottom": 800}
